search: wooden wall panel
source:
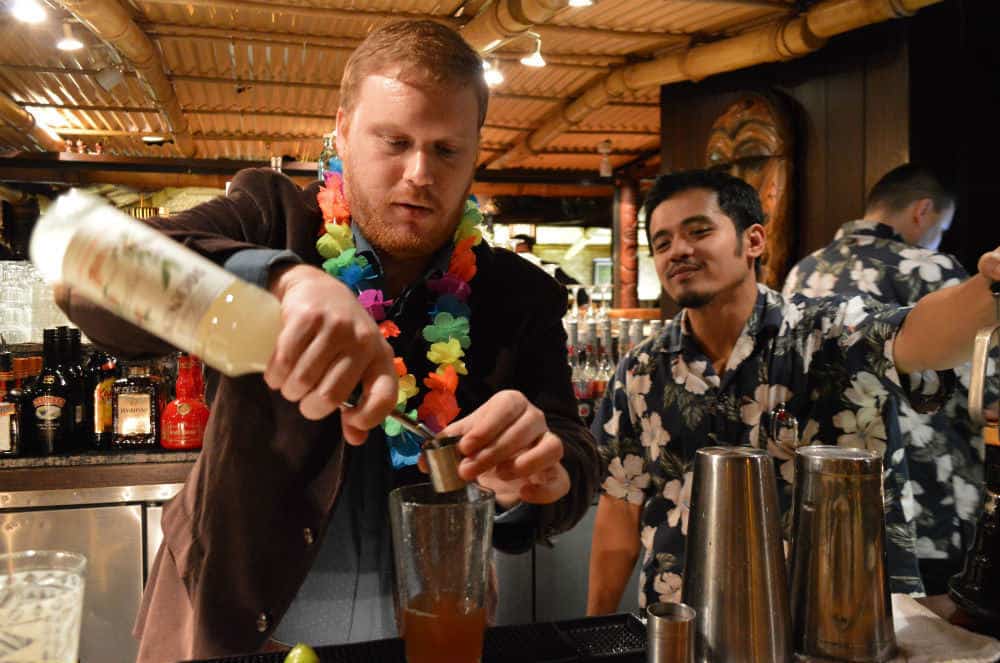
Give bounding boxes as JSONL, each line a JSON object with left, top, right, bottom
{"left": 657, "top": 20, "right": 911, "bottom": 271}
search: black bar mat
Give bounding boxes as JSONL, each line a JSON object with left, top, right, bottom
{"left": 181, "top": 613, "right": 646, "bottom": 663}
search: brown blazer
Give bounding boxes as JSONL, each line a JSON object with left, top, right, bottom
{"left": 60, "top": 169, "right": 598, "bottom": 663}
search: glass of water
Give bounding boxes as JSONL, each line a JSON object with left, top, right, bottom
{"left": 0, "top": 550, "right": 87, "bottom": 663}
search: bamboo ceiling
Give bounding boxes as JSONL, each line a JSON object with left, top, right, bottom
{"left": 0, "top": 0, "right": 938, "bottom": 182}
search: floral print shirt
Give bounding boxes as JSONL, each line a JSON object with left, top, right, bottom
{"left": 592, "top": 283, "right": 954, "bottom": 609}
{"left": 783, "top": 220, "right": 985, "bottom": 568}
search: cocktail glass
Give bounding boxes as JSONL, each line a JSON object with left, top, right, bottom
{"left": 0, "top": 550, "right": 87, "bottom": 663}
{"left": 390, "top": 484, "right": 494, "bottom": 663}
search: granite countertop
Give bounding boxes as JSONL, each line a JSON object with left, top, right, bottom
{"left": 0, "top": 450, "right": 200, "bottom": 470}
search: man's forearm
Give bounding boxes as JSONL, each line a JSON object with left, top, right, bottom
{"left": 894, "top": 273, "right": 999, "bottom": 374}
{"left": 587, "top": 496, "right": 641, "bottom": 616}
{"left": 587, "top": 546, "right": 639, "bottom": 615}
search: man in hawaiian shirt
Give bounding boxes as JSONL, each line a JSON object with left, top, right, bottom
{"left": 587, "top": 169, "right": 1000, "bottom": 613}
{"left": 783, "top": 164, "right": 983, "bottom": 594}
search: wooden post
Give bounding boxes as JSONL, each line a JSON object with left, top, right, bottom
{"left": 614, "top": 177, "right": 639, "bottom": 308}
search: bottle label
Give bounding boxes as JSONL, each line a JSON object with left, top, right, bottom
{"left": 116, "top": 393, "right": 152, "bottom": 436}
{"left": 94, "top": 378, "right": 114, "bottom": 434}
{"left": 0, "top": 404, "right": 13, "bottom": 452}
{"left": 61, "top": 209, "right": 237, "bottom": 356}
{"left": 33, "top": 395, "right": 65, "bottom": 435}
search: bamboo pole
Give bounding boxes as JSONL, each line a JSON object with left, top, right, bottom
{"left": 55, "top": 0, "right": 196, "bottom": 157}
{"left": 487, "top": 0, "right": 941, "bottom": 169}
{"left": 0, "top": 90, "right": 64, "bottom": 152}
{"left": 461, "top": 0, "right": 570, "bottom": 53}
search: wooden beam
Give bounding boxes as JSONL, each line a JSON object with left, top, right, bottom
{"left": 54, "top": 0, "right": 195, "bottom": 156}
{"left": 143, "top": 23, "right": 627, "bottom": 70}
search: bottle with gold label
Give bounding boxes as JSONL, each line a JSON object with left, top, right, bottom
{"left": 29, "top": 328, "right": 72, "bottom": 455}
{"left": 161, "top": 354, "right": 209, "bottom": 450}
{"left": 0, "top": 342, "right": 22, "bottom": 457}
{"left": 111, "top": 363, "right": 159, "bottom": 450}
{"left": 85, "top": 349, "right": 118, "bottom": 450}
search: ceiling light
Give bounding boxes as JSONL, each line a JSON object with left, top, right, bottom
{"left": 57, "top": 23, "right": 84, "bottom": 51}
{"left": 519, "top": 33, "right": 546, "bottom": 68}
{"left": 568, "top": 0, "right": 594, "bottom": 6}
{"left": 95, "top": 66, "right": 124, "bottom": 91}
{"left": 142, "top": 135, "right": 167, "bottom": 145}
{"left": 12, "top": 0, "right": 46, "bottom": 23}
{"left": 483, "top": 60, "right": 504, "bottom": 87}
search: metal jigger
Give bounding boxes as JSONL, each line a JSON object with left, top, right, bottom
{"left": 424, "top": 435, "right": 467, "bottom": 493}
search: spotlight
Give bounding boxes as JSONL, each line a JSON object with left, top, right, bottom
{"left": 483, "top": 60, "right": 504, "bottom": 87}
{"left": 519, "top": 33, "right": 546, "bottom": 68}
{"left": 568, "top": 0, "right": 594, "bottom": 6}
{"left": 11, "top": 0, "right": 45, "bottom": 23}
{"left": 57, "top": 24, "right": 84, "bottom": 51}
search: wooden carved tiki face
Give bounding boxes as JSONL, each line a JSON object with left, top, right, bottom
{"left": 706, "top": 94, "right": 793, "bottom": 287}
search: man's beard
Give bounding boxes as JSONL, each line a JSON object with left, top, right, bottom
{"left": 343, "top": 159, "right": 467, "bottom": 259}
{"left": 676, "top": 290, "right": 715, "bottom": 309}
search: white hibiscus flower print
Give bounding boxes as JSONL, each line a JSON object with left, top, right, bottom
{"left": 953, "top": 474, "right": 981, "bottom": 522}
{"left": 640, "top": 525, "right": 656, "bottom": 555}
{"left": 915, "top": 537, "right": 949, "bottom": 559}
{"left": 640, "top": 412, "right": 671, "bottom": 460}
{"left": 842, "top": 295, "right": 869, "bottom": 330}
{"left": 844, "top": 372, "right": 888, "bottom": 409}
{"left": 935, "top": 453, "right": 954, "bottom": 484}
{"left": 832, "top": 407, "right": 887, "bottom": 456}
{"left": 653, "top": 571, "right": 683, "bottom": 604}
{"left": 672, "top": 356, "right": 717, "bottom": 395}
{"left": 898, "top": 403, "right": 935, "bottom": 448}
{"left": 627, "top": 371, "right": 651, "bottom": 419}
{"left": 900, "top": 480, "right": 923, "bottom": 522}
{"left": 662, "top": 471, "right": 693, "bottom": 535}
{"left": 802, "top": 271, "right": 837, "bottom": 298}
{"left": 899, "top": 248, "right": 953, "bottom": 282}
{"left": 603, "top": 408, "right": 621, "bottom": 437}
{"left": 603, "top": 454, "right": 650, "bottom": 505}
{"left": 849, "top": 260, "right": 883, "bottom": 296}
{"left": 740, "top": 384, "right": 793, "bottom": 449}
{"left": 726, "top": 332, "right": 755, "bottom": 373}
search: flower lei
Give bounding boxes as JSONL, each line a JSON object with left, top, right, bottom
{"left": 316, "top": 162, "right": 483, "bottom": 469}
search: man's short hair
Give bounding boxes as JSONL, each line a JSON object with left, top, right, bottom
{"left": 865, "top": 164, "right": 956, "bottom": 213}
{"left": 511, "top": 233, "right": 536, "bottom": 249}
{"left": 642, "top": 169, "right": 766, "bottom": 248}
{"left": 340, "top": 20, "right": 489, "bottom": 128}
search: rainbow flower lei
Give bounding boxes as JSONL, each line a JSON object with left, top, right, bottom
{"left": 315, "top": 163, "right": 483, "bottom": 469}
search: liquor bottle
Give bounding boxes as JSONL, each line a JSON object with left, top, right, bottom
{"left": 948, "top": 423, "right": 1000, "bottom": 620}
{"left": 84, "top": 348, "right": 118, "bottom": 450}
{"left": 111, "top": 363, "right": 160, "bottom": 449}
{"left": 30, "top": 189, "right": 281, "bottom": 377}
{"left": 57, "top": 326, "right": 85, "bottom": 449}
{"left": 161, "top": 354, "right": 209, "bottom": 450}
{"left": 29, "top": 328, "right": 72, "bottom": 455}
{"left": 0, "top": 342, "right": 22, "bottom": 457}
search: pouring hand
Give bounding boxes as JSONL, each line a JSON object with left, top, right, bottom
{"left": 265, "top": 264, "right": 397, "bottom": 445}
{"left": 978, "top": 248, "right": 1000, "bottom": 284}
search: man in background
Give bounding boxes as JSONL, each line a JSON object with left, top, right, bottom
{"left": 783, "top": 164, "right": 981, "bottom": 593}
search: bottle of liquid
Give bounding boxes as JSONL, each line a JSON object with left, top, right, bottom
{"left": 0, "top": 341, "right": 23, "bottom": 457}
{"left": 30, "top": 189, "right": 281, "bottom": 377}
{"left": 84, "top": 348, "right": 118, "bottom": 450}
{"left": 57, "top": 326, "right": 85, "bottom": 449}
{"left": 948, "top": 422, "right": 1000, "bottom": 621}
{"left": 29, "top": 328, "right": 72, "bottom": 455}
{"left": 111, "top": 363, "right": 160, "bottom": 450}
{"left": 161, "top": 354, "right": 209, "bottom": 450}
